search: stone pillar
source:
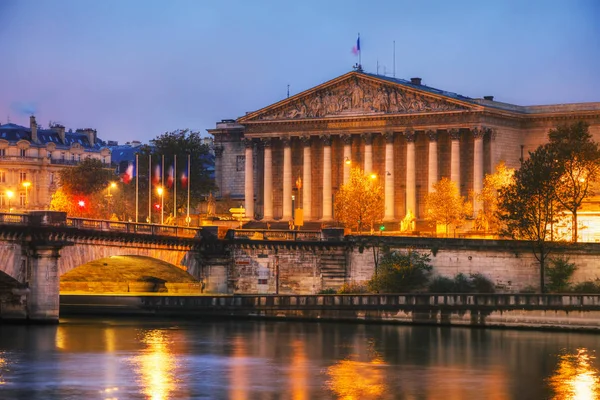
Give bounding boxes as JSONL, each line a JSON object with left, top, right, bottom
{"left": 214, "top": 146, "right": 224, "bottom": 197}
{"left": 301, "top": 135, "right": 312, "bottom": 221}
{"left": 449, "top": 129, "right": 461, "bottom": 190}
{"left": 243, "top": 138, "right": 254, "bottom": 219}
{"left": 27, "top": 245, "right": 61, "bottom": 322}
{"left": 384, "top": 131, "right": 395, "bottom": 221}
{"left": 321, "top": 134, "right": 332, "bottom": 221}
{"left": 282, "top": 136, "right": 293, "bottom": 221}
{"left": 262, "top": 138, "right": 273, "bottom": 220}
{"left": 473, "top": 127, "right": 485, "bottom": 215}
{"left": 427, "top": 130, "right": 438, "bottom": 193}
{"left": 342, "top": 134, "right": 352, "bottom": 184}
{"left": 405, "top": 129, "right": 416, "bottom": 216}
{"left": 362, "top": 133, "right": 373, "bottom": 174}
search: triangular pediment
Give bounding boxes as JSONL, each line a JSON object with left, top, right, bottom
{"left": 238, "top": 72, "right": 480, "bottom": 123}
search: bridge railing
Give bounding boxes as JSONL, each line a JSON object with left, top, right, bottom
{"left": 0, "top": 213, "right": 28, "bottom": 225}
{"left": 66, "top": 218, "right": 202, "bottom": 238}
{"left": 229, "top": 229, "right": 323, "bottom": 241}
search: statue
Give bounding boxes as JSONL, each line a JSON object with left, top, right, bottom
{"left": 206, "top": 193, "right": 216, "bottom": 216}
{"left": 400, "top": 210, "right": 415, "bottom": 233}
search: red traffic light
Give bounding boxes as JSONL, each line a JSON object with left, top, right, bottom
{"left": 78, "top": 200, "right": 85, "bottom": 208}
{"left": 154, "top": 203, "right": 161, "bottom": 210}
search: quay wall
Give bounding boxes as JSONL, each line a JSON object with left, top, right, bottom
{"left": 60, "top": 293, "right": 600, "bottom": 332}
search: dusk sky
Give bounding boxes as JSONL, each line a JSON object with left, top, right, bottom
{"left": 1, "top": 0, "right": 599, "bottom": 144}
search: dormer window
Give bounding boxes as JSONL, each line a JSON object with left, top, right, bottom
{"left": 20, "top": 149, "right": 26, "bottom": 157}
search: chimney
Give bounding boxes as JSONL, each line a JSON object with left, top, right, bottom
{"left": 53, "top": 124, "right": 66, "bottom": 143}
{"left": 84, "top": 129, "right": 96, "bottom": 146}
{"left": 483, "top": 95, "right": 494, "bottom": 101}
{"left": 30, "top": 115, "right": 38, "bottom": 143}
{"left": 410, "top": 77, "right": 422, "bottom": 85}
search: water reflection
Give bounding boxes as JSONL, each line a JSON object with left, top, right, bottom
{"left": 0, "top": 353, "right": 7, "bottom": 385}
{"left": 549, "top": 348, "right": 600, "bottom": 400}
{"left": 130, "top": 329, "right": 180, "bottom": 400}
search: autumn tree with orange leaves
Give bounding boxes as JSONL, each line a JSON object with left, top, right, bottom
{"left": 334, "top": 168, "right": 384, "bottom": 232}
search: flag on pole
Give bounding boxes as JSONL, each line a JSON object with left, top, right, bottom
{"left": 153, "top": 163, "right": 161, "bottom": 185}
{"left": 167, "top": 165, "right": 174, "bottom": 188}
{"left": 121, "top": 163, "right": 134, "bottom": 184}
{"left": 352, "top": 36, "right": 360, "bottom": 55}
{"left": 181, "top": 170, "right": 188, "bottom": 188}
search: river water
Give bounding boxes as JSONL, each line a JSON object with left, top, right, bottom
{"left": 0, "top": 317, "right": 598, "bottom": 399}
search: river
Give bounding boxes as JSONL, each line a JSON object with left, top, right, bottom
{"left": 0, "top": 317, "right": 598, "bottom": 399}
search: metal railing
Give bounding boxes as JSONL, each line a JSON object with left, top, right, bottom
{"left": 229, "top": 229, "right": 323, "bottom": 241}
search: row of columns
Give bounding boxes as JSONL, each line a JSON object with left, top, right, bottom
{"left": 245, "top": 127, "right": 490, "bottom": 221}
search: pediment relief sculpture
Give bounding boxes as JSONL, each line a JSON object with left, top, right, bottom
{"left": 255, "top": 78, "right": 469, "bottom": 121}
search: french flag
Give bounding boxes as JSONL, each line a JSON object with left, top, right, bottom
{"left": 153, "top": 163, "right": 161, "bottom": 185}
{"left": 122, "top": 163, "right": 134, "bottom": 184}
{"left": 181, "top": 170, "right": 188, "bottom": 188}
{"left": 167, "top": 165, "right": 174, "bottom": 188}
{"left": 352, "top": 36, "right": 360, "bottom": 55}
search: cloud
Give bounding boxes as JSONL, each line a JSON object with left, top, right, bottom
{"left": 11, "top": 101, "right": 38, "bottom": 116}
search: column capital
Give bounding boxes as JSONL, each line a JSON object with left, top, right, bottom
{"left": 426, "top": 129, "right": 438, "bottom": 142}
{"left": 242, "top": 137, "right": 254, "bottom": 148}
{"left": 361, "top": 132, "right": 373, "bottom": 145}
{"left": 472, "top": 127, "right": 486, "bottom": 139}
{"left": 300, "top": 135, "right": 311, "bottom": 147}
{"left": 260, "top": 137, "right": 272, "bottom": 148}
{"left": 214, "top": 146, "right": 224, "bottom": 157}
{"left": 383, "top": 131, "right": 395, "bottom": 144}
{"left": 404, "top": 129, "right": 416, "bottom": 143}
{"left": 449, "top": 128, "right": 461, "bottom": 141}
{"left": 281, "top": 135, "right": 291, "bottom": 147}
{"left": 341, "top": 133, "right": 352, "bottom": 145}
{"left": 319, "top": 133, "right": 332, "bottom": 146}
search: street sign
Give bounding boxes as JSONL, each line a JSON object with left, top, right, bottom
{"left": 229, "top": 207, "right": 245, "bottom": 214}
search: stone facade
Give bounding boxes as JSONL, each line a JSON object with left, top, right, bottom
{"left": 209, "top": 70, "right": 600, "bottom": 236}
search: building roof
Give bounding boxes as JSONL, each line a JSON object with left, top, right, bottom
{"left": 0, "top": 123, "right": 107, "bottom": 150}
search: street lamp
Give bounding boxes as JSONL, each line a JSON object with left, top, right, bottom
{"left": 157, "top": 186, "right": 164, "bottom": 225}
{"left": 22, "top": 181, "right": 31, "bottom": 209}
{"left": 107, "top": 182, "right": 117, "bottom": 217}
{"left": 6, "top": 190, "right": 14, "bottom": 212}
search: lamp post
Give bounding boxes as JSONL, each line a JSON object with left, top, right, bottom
{"left": 6, "top": 190, "right": 14, "bottom": 213}
{"left": 22, "top": 181, "right": 31, "bottom": 209}
{"left": 107, "top": 182, "right": 117, "bottom": 218}
{"left": 157, "top": 186, "right": 164, "bottom": 225}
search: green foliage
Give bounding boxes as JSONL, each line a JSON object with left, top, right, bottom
{"left": 58, "top": 158, "right": 116, "bottom": 196}
{"left": 318, "top": 288, "right": 337, "bottom": 295}
{"left": 546, "top": 256, "right": 577, "bottom": 293}
{"left": 428, "top": 273, "right": 495, "bottom": 294}
{"left": 337, "top": 282, "right": 369, "bottom": 294}
{"left": 571, "top": 280, "right": 600, "bottom": 294}
{"left": 368, "top": 250, "right": 432, "bottom": 293}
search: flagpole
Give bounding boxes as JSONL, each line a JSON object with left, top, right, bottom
{"left": 174, "top": 154, "right": 177, "bottom": 225}
{"left": 148, "top": 154, "right": 152, "bottom": 224}
{"left": 187, "top": 153, "right": 191, "bottom": 226}
{"left": 161, "top": 154, "right": 165, "bottom": 225}
{"left": 135, "top": 153, "right": 139, "bottom": 223}
{"left": 358, "top": 32, "right": 361, "bottom": 69}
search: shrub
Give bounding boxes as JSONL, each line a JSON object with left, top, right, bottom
{"left": 571, "top": 280, "right": 600, "bottom": 294}
{"left": 368, "top": 250, "right": 433, "bottom": 293}
{"left": 428, "top": 276, "right": 455, "bottom": 293}
{"left": 546, "top": 256, "right": 577, "bottom": 293}
{"left": 470, "top": 273, "right": 495, "bottom": 293}
{"left": 337, "top": 282, "right": 369, "bottom": 294}
{"left": 318, "top": 288, "right": 337, "bottom": 295}
{"left": 453, "top": 273, "right": 473, "bottom": 293}
{"left": 520, "top": 285, "right": 537, "bottom": 293}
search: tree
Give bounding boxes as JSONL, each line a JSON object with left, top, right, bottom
{"left": 334, "top": 167, "right": 384, "bottom": 232}
{"left": 547, "top": 121, "right": 600, "bottom": 242}
{"left": 424, "top": 178, "right": 472, "bottom": 237}
{"left": 498, "top": 145, "right": 560, "bottom": 293}
{"left": 477, "top": 161, "right": 515, "bottom": 233}
{"left": 367, "top": 249, "right": 433, "bottom": 293}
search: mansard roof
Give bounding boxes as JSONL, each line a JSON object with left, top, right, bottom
{"left": 0, "top": 123, "right": 107, "bottom": 150}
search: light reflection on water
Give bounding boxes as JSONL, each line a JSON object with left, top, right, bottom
{"left": 0, "top": 319, "right": 597, "bottom": 399}
{"left": 548, "top": 348, "right": 600, "bottom": 400}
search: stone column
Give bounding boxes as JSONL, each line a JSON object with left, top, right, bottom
{"left": 214, "top": 146, "right": 224, "bottom": 197}
{"left": 282, "top": 136, "right": 293, "bottom": 221}
{"left": 362, "top": 133, "right": 373, "bottom": 174}
{"left": 301, "top": 135, "right": 312, "bottom": 220}
{"left": 243, "top": 138, "right": 254, "bottom": 219}
{"left": 472, "top": 127, "right": 485, "bottom": 215}
{"left": 384, "top": 131, "right": 395, "bottom": 221}
{"left": 449, "top": 128, "right": 461, "bottom": 190}
{"left": 405, "top": 129, "right": 416, "bottom": 216}
{"left": 27, "top": 245, "right": 61, "bottom": 322}
{"left": 321, "top": 134, "right": 332, "bottom": 221}
{"left": 342, "top": 134, "right": 352, "bottom": 184}
{"left": 427, "top": 130, "right": 438, "bottom": 193}
{"left": 262, "top": 138, "right": 273, "bottom": 220}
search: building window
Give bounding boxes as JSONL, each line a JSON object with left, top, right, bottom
{"left": 61, "top": 153, "right": 65, "bottom": 161}
{"left": 0, "top": 149, "right": 5, "bottom": 157}
{"left": 19, "top": 172, "right": 27, "bottom": 183}
{"left": 19, "top": 192, "right": 25, "bottom": 206}
{"left": 20, "top": 149, "right": 26, "bottom": 157}
{"left": 0, "top": 171, "right": 5, "bottom": 183}
{"left": 49, "top": 173, "right": 55, "bottom": 184}
{"left": 0, "top": 193, "right": 4, "bottom": 207}
{"left": 236, "top": 155, "right": 245, "bottom": 172}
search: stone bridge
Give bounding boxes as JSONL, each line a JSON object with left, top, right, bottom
{"left": 0, "top": 212, "right": 209, "bottom": 323}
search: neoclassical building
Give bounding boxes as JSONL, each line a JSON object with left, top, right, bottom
{"left": 0, "top": 116, "right": 111, "bottom": 211}
{"left": 209, "top": 70, "right": 600, "bottom": 232}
